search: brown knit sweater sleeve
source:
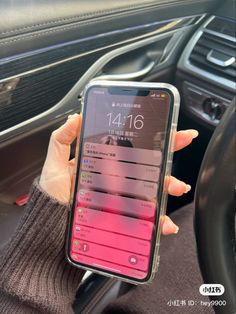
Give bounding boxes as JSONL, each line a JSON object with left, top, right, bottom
{"left": 0, "top": 179, "right": 84, "bottom": 314}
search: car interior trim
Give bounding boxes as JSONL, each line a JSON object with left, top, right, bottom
{"left": 206, "top": 50, "right": 235, "bottom": 67}
{"left": 204, "top": 28, "right": 236, "bottom": 43}
{"left": 0, "top": 14, "right": 203, "bottom": 83}
{"left": 95, "top": 61, "right": 156, "bottom": 81}
{"left": 0, "top": 27, "right": 181, "bottom": 85}
{"left": 178, "top": 15, "right": 236, "bottom": 92}
{"left": 0, "top": 0, "right": 206, "bottom": 36}
{"left": 182, "top": 81, "right": 231, "bottom": 127}
{"left": 0, "top": 15, "right": 201, "bottom": 67}
{"left": 0, "top": 25, "right": 193, "bottom": 140}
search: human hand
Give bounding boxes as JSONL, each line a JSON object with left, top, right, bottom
{"left": 39, "top": 113, "right": 198, "bottom": 235}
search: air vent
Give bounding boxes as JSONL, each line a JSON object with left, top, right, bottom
{"left": 206, "top": 17, "right": 235, "bottom": 38}
{"left": 189, "top": 31, "right": 236, "bottom": 82}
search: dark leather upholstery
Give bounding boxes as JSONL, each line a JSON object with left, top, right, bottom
{"left": 0, "top": 0, "right": 216, "bottom": 59}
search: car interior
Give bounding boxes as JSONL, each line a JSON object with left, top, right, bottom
{"left": 0, "top": 0, "right": 235, "bottom": 313}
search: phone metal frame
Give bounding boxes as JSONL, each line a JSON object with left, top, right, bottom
{"left": 66, "top": 80, "right": 180, "bottom": 285}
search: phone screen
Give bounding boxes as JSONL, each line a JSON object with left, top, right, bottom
{"left": 69, "top": 85, "right": 172, "bottom": 281}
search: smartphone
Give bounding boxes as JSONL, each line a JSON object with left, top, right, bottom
{"left": 66, "top": 80, "right": 180, "bottom": 284}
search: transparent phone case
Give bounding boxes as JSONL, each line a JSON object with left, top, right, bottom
{"left": 66, "top": 80, "right": 180, "bottom": 285}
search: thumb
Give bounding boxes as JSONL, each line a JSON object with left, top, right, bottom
{"left": 45, "top": 114, "right": 81, "bottom": 169}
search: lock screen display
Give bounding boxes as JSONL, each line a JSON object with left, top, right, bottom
{"left": 70, "top": 86, "right": 171, "bottom": 280}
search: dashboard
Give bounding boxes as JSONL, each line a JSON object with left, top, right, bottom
{"left": 177, "top": 0, "right": 235, "bottom": 129}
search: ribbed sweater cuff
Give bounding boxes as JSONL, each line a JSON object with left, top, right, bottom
{"left": 0, "top": 179, "right": 84, "bottom": 314}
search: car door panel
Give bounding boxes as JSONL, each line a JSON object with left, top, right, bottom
{"left": 0, "top": 0, "right": 217, "bottom": 58}
{"left": 0, "top": 16, "right": 209, "bottom": 137}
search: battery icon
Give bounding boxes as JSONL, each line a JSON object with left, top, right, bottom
{"left": 160, "top": 93, "right": 166, "bottom": 98}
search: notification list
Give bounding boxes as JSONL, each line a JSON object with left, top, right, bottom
{"left": 71, "top": 142, "right": 160, "bottom": 279}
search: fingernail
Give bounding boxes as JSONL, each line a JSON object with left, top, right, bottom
{"left": 174, "top": 226, "right": 179, "bottom": 234}
{"left": 184, "top": 184, "right": 191, "bottom": 193}
{"left": 163, "top": 216, "right": 179, "bottom": 235}
{"left": 188, "top": 129, "right": 199, "bottom": 138}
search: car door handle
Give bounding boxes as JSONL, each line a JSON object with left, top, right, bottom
{"left": 96, "top": 60, "right": 155, "bottom": 81}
